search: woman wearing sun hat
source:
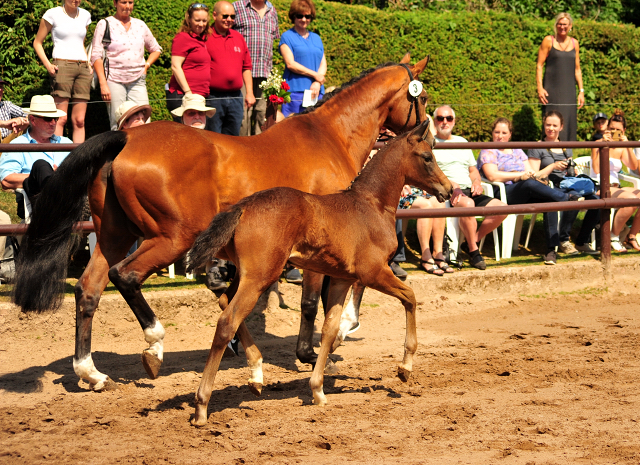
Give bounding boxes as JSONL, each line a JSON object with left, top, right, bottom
{"left": 114, "top": 101, "right": 152, "bottom": 130}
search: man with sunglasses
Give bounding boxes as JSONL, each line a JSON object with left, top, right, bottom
{"left": 205, "top": 1, "right": 255, "bottom": 136}
{"left": 0, "top": 95, "right": 72, "bottom": 218}
{"left": 432, "top": 105, "right": 508, "bottom": 270}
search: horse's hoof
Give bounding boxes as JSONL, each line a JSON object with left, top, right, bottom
{"left": 141, "top": 351, "right": 162, "bottom": 379}
{"left": 312, "top": 393, "right": 327, "bottom": 406}
{"left": 191, "top": 405, "right": 208, "bottom": 427}
{"left": 397, "top": 366, "right": 412, "bottom": 382}
{"left": 324, "top": 359, "right": 339, "bottom": 375}
{"left": 248, "top": 382, "right": 263, "bottom": 397}
{"left": 91, "top": 377, "right": 118, "bottom": 392}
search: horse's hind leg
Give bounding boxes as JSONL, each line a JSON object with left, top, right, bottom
{"left": 297, "top": 270, "right": 324, "bottom": 365}
{"left": 333, "top": 281, "right": 366, "bottom": 352}
{"left": 309, "top": 278, "right": 353, "bottom": 406}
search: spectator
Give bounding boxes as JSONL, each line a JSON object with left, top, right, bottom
{"left": 0, "top": 77, "right": 29, "bottom": 143}
{"left": 233, "top": 0, "right": 280, "bottom": 135}
{"left": 536, "top": 12, "right": 584, "bottom": 142}
{"left": 0, "top": 210, "right": 14, "bottom": 282}
{"left": 432, "top": 105, "right": 508, "bottom": 270}
{"left": 166, "top": 3, "right": 212, "bottom": 123}
{"left": 171, "top": 93, "right": 216, "bottom": 129}
{"left": 398, "top": 186, "right": 451, "bottom": 275}
{"left": 0, "top": 96, "right": 71, "bottom": 217}
{"left": 479, "top": 117, "right": 599, "bottom": 264}
{"left": 590, "top": 109, "right": 640, "bottom": 252}
{"left": 205, "top": 1, "right": 255, "bottom": 135}
{"left": 33, "top": 0, "right": 92, "bottom": 143}
{"left": 591, "top": 112, "right": 608, "bottom": 141}
{"left": 279, "top": 0, "right": 326, "bottom": 117}
{"left": 91, "top": 0, "right": 162, "bottom": 131}
{"left": 115, "top": 101, "right": 152, "bottom": 130}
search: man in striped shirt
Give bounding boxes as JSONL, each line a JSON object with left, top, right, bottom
{"left": 0, "top": 77, "right": 29, "bottom": 143}
{"left": 233, "top": 0, "right": 280, "bottom": 136}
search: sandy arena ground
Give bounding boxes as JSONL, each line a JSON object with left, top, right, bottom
{"left": 1, "top": 257, "right": 639, "bottom": 464}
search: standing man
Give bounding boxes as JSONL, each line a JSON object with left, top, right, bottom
{"left": 206, "top": 1, "right": 256, "bottom": 135}
{"left": 0, "top": 76, "right": 29, "bottom": 143}
{"left": 233, "top": 0, "right": 280, "bottom": 136}
{"left": 432, "top": 105, "right": 507, "bottom": 270}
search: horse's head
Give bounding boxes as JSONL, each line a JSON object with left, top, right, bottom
{"left": 383, "top": 54, "right": 430, "bottom": 135}
{"left": 401, "top": 119, "right": 452, "bottom": 203}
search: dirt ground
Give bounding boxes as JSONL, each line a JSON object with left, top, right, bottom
{"left": 1, "top": 257, "right": 639, "bottom": 464}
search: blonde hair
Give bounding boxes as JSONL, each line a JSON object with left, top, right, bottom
{"left": 554, "top": 12, "right": 573, "bottom": 35}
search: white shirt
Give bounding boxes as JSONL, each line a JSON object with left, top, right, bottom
{"left": 433, "top": 135, "right": 475, "bottom": 189}
{"left": 43, "top": 7, "right": 92, "bottom": 61}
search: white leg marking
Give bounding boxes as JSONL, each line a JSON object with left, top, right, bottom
{"left": 312, "top": 385, "right": 327, "bottom": 406}
{"left": 73, "top": 354, "right": 110, "bottom": 391}
{"left": 336, "top": 294, "right": 358, "bottom": 346}
{"left": 248, "top": 357, "right": 264, "bottom": 385}
{"left": 143, "top": 320, "right": 165, "bottom": 361}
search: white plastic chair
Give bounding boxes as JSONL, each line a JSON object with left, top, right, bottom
{"left": 446, "top": 181, "right": 501, "bottom": 262}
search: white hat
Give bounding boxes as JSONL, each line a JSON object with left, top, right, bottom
{"left": 22, "top": 95, "right": 66, "bottom": 118}
{"left": 116, "top": 101, "right": 152, "bottom": 130}
{"left": 171, "top": 94, "right": 216, "bottom": 118}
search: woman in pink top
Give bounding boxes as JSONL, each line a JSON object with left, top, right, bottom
{"left": 91, "top": 0, "right": 162, "bottom": 130}
{"left": 166, "top": 3, "right": 211, "bottom": 122}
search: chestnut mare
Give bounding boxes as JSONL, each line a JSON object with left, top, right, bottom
{"left": 185, "top": 120, "right": 452, "bottom": 425}
{"left": 13, "top": 55, "right": 429, "bottom": 392}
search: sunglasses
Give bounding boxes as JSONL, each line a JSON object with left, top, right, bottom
{"left": 435, "top": 115, "right": 454, "bottom": 122}
{"left": 220, "top": 13, "right": 235, "bottom": 19}
{"left": 295, "top": 14, "right": 313, "bottom": 19}
{"left": 189, "top": 2, "right": 208, "bottom": 10}
{"left": 36, "top": 116, "right": 59, "bottom": 123}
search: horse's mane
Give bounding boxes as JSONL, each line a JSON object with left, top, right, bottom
{"left": 297, "top": 62, "right": 398, "bottom": 116}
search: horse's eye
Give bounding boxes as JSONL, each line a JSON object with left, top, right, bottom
{"left": 419, "top": 96, "right": 427, "bottom": 105}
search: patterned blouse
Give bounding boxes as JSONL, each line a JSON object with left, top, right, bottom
{"left": 477, "top": 148, "right": 528, "bottom": 185}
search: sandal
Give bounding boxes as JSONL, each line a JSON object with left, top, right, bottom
{"left": 624, "top": 235, "right": 640, "bottom": 252}
{"left": 611, "top": 238, "right": 628, "bottom": 253}
{"left": 420, "top": 259, "right": 444, "bottom": 276}
{"left": 433, "top": 258, "right": 455, "bottom": 273}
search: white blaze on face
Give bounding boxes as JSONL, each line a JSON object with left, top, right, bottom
{"left": 143, "top": 320, "right": 165, "bottom": 361}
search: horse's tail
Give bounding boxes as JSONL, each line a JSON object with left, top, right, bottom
{"left": 186, "top": 205, "right": 244, "bottom": 274}
{"left": 12, "top": 131, "right": 129, "bottom": 313}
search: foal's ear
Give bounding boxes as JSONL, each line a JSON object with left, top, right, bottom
{"left": 399, "top": 52, "right": 411, "bottom": 64}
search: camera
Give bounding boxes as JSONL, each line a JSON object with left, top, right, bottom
{"left": 565, "top": 157, "right": 576, "bottom": 177}
{"left": 611, "top": 129, "right": 622, "bottom": 141}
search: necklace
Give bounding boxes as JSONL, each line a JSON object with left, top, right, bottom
{"left": 63, "top": 4, "right": 79, "bottom": 19}
{"left": 555, "top": 35, "right": 571, "bottom": 51}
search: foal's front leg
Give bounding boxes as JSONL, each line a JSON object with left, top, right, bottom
{"left": 309, "top": 278, "right": 354, "bottom": 406}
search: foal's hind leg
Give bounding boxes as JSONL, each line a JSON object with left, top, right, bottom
{"left": 309, "top": 278, "right": 354, "bottom": 406}
{"left": 296, "top": 270, "right": 325, "bottom": 365}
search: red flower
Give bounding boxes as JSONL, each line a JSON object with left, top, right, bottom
{"left": 276, "top": 96, "right": 285, "bottom": 104}
{"left": 281, "top": 81, "right": 290, "bottom": 91}
{"left": 269, "top": 94, "right": 279, "bottom": 103}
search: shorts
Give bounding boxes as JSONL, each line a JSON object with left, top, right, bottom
{"left": 398, "top": 187, "right": 431, "bottom": 209}
{"left": 460, "top": 188, "right": 493, "bottom": 207}
{"left": 50, "top": 59, "right": 92, "bottom": 100}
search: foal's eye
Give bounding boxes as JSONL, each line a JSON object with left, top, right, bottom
{"left": 422, "top": 152, "right": 433, "bottom": 163}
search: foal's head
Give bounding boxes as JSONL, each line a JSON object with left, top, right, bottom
{"left": 401, "top": 120, "right": 453, "bottom": 202}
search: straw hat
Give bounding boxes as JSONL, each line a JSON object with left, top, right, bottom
{"left": 22, "top": 95, "right": 66, "bottom": 118}
{"left": 116, "top": 101, "right": 152, "bottom": 130}
{"left": 171, "top": 94, "right": 216, "bottom": 118}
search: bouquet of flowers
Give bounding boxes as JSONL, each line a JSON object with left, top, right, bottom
{"left": 259, "top": 69, "right": 291, "bottom": 105}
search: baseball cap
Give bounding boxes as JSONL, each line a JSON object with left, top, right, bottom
{"left": 593, "top": 112, "right": 608, "bottom": 122}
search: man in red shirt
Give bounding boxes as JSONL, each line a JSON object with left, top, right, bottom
{"left": 206, "top": 1, "right": 256, "bottom": 135}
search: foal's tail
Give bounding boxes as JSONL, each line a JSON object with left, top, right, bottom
{"left": 186, "top": 205, "right": 244, "bottom": 274}
{"left": 12, "top": 131, "right": 129, "bottom": 313}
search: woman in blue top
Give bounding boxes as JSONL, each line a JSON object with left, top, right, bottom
{"left": 279, "top": 0, "right": 326, "bottom": 117}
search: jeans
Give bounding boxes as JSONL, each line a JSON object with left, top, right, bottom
{"left": 165, "top": 88, "right": 184, "bottom": 123}
{"left": 544, "top": 192, "right": 600, "bottom": 249}
{"left": 240, "top": 77, "right": 267, "bottom": 136}
{"left": 392, "top": 219, "right": 405, "bottom": 263}
{"left": 504, "top": 178, "right": 568, "bottom": 204}
{"left": 206, "top": 90, "right": 244, "bottom": 136}
{"left": 106, "top": 75, "right": 149, "bottom": 131}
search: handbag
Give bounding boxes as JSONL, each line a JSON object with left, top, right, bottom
{"left": 87, "top": 18, "right": 111, "bottom": 90}
{"left": 559, "top": 176, "right": 596, "bottom": 196}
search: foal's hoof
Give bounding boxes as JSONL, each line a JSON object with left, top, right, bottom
{"left": 248, "top": 381, "right": 263, "bottom": 397}
{"left": 91, "top": 377, "right": 118, "bottom": 392}
{"left": 141, "top": 351, "right": 162, "bottom": 379}
{"left": 397, "top": 366, "right": 412, "bottom": 383}
{"left": 191, "top": 405, "right": 209, "bottom": 427}
{"left": 324, "top": 359, "right": 339, "bottom": 375}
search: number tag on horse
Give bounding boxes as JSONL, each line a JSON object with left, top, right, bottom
{"left": 408, "top": 80, "right": 423, "bottom": 97}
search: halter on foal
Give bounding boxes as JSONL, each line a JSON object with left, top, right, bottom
{"left": 186, "top": 120, "right": 453, "bottom": 426}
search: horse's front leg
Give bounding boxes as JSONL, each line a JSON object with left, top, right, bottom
{"left": 309, "top": 278, "right": 354, "bottom": 406}
{"left": 296, "top": 270, "right": 324, "bottom": 365}
{"left": 332, "top": 281, "right": 366, "bottom": 352}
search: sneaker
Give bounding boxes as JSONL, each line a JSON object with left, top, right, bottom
{"left": 611, "top": 238, "right": 627, "bottom": 253}
{"left": 469, "top": 253, "right": 486, "bottom": 270}
{"left": 575, "top": 243, "right": 600, "bottom": 255}
{"left": 568, "top": 194, "right": 585, "bottom": 202}
{"left": 206, "top": 267, "right": 228, "bottom": 291}
{"left": 544, "top": 250, "right": 557, "bottom": 265}
{"left": 390, "top": 262, "right": 408, "bottom": 280}
{"left": 285, "top": 267, "right": 303, "bottom": 284}
{"left": 559, "top": 241, "right": 579, "bottom": 255}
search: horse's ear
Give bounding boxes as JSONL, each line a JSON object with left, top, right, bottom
{"left": 411, "top": 55, "right": 430, "bottom": 77}
{"left": 410, "top": 120, "right": 430, "bottom": 140}
{"left": 399, "top": 53, "right": 411, "bottom": 64}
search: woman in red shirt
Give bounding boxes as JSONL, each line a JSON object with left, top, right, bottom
{"left": 166, "top": 3, "right": 211, "bottom": 121}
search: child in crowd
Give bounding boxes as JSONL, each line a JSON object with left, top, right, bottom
{"left": 591, "top": 112, "right": 608, "bottom": 141}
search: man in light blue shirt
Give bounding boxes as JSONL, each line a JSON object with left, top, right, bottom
{"left": 0, "top": 96, "right": 71, "bottom": 217}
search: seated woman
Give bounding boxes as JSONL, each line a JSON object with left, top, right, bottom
{"left": 591, "top": 109, "right": 640, "bottom": 252}
{"left": 478, "top": 116, "right": 599, "bottom": 265}
{"left": 398, "top": 186, "right": 452, "bottom": 275}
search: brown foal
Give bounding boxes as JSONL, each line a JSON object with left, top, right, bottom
{"left": 186, "top": 120, "right": 453, "bottom": 426}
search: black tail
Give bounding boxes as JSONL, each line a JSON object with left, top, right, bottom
{"left": 186, "top": 206, "right": 244, "bottom": 274}
{"left": 12, "top": 131, "right": 128, "bottom": 312}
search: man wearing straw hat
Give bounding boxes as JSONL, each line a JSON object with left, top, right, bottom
{"left": 114, "top": 101, "right": 153, "bottom": 130}
{"left": 170, "top": 93, "right": 216, "bottom": 129}
{"left": 0, "top": 95, "right": 72, "bottom": 217}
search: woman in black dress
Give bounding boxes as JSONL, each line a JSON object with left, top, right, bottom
{"left": 536, "top": 12, "right": 585, "bottom": 142}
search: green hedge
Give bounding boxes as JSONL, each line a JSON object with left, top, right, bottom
{"left": 1, "top": 0, "right": 639, "bottom": 141}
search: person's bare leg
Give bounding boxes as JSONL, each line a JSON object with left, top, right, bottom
{"left": 53, "top": 97, "right": 69, "bottom": 137}
{"left": 70, "top": 100, "right": 88, "bottom": 143}
{"left": 411, "top": 197, "right": 434, "bottom": 262}
{"left": 476, "top": 199, "right": 507, "bottom": 243}
{"left": 455, "top": 196, "right": 480, "bottom": 251}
